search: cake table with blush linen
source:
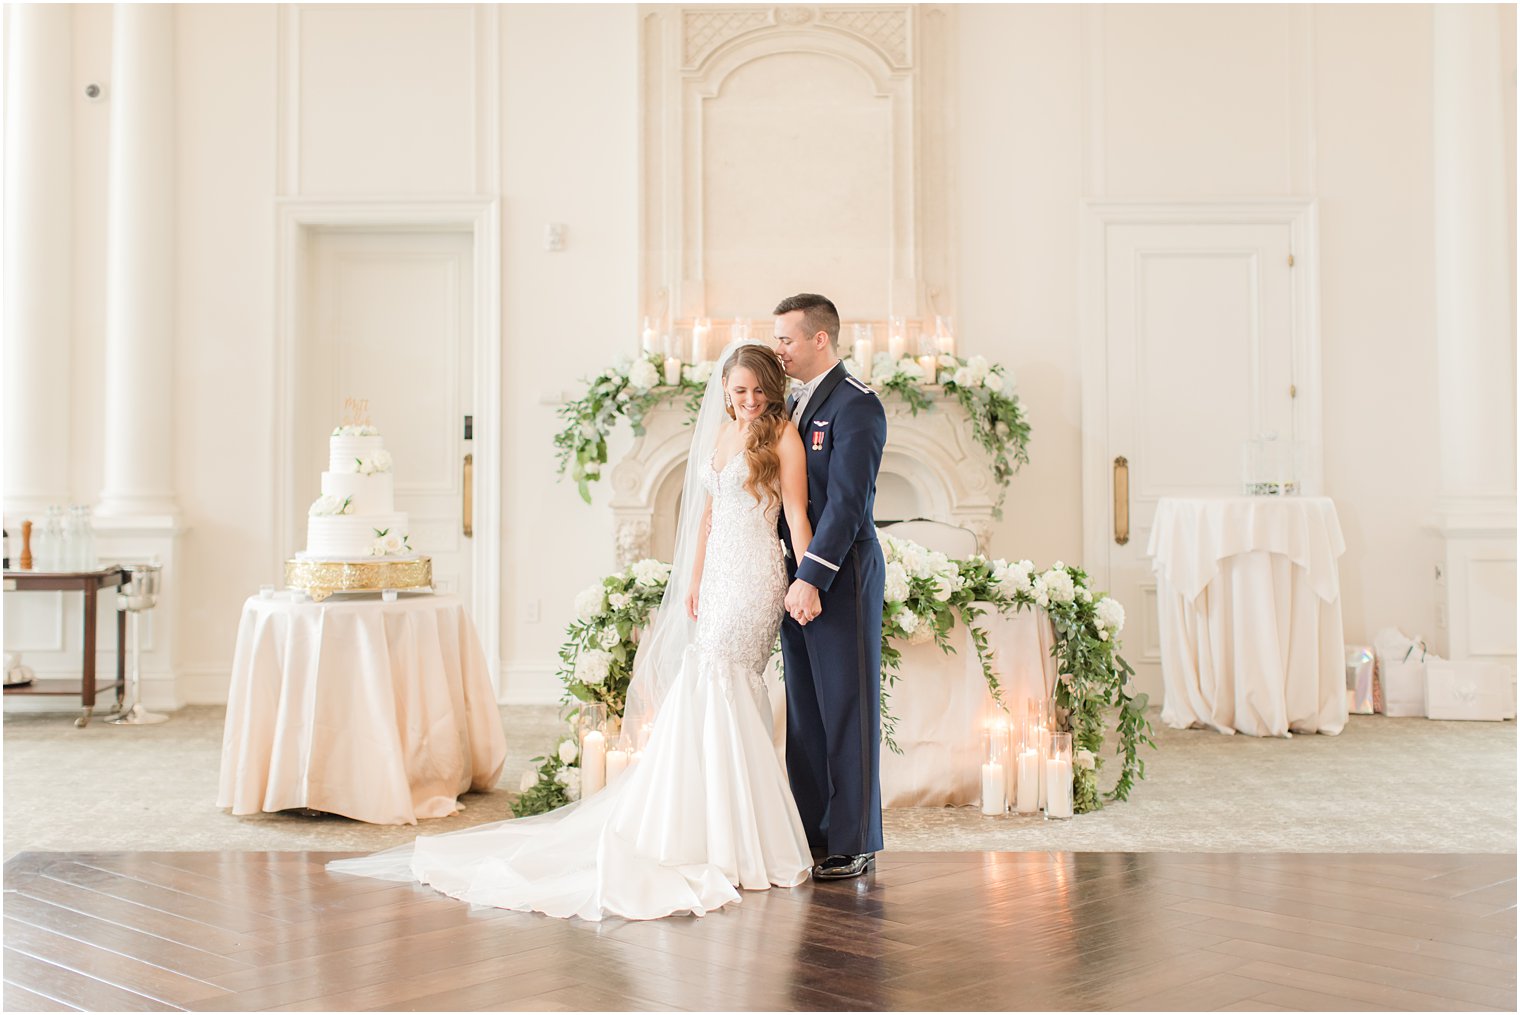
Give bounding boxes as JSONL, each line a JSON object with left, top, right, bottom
{"left": 218, "top": 592, "right": 506, "bottom": 825}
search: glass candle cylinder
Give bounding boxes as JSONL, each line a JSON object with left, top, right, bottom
{"left": 641, "top": 315, "right": 659, "bottom": 355}
{"left": 935, "top": 315, "right": 956, "bottom": 356}
{"left": 691, "top": 317, "right": 712, "bottom": 363}
{"left": 1014, "top": 716, "right": 1040, "bottom": 814}
{"left": 1045, "top": 732, "right": 1074, "bottom": 820}
{"left": 578, "top": 703, "right": 609, "bottom": 799}
{"left": 887, "top": 315, "right": 907, "bottom": 360}
{"left": 980, "top": 723, "right": 1009, "bottom": 816}
{"left": 606, "top": 730, "right": 632, "bottom": 786}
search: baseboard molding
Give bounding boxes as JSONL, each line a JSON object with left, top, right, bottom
{"left": 499, "top": 661, "right": 563, "bottom": 705}
{"left": 3, "top": 668, "right": 183, "bottom": 715}
{"left": 178, "top": 667, "right": 232, "bottom": 705}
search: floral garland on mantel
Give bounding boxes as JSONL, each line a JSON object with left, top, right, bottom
{"left": 553, "top": 351, "right": 1032, "bottom": 515}
{"left": 514, "top": 538, "right": 1154, "bottom": 818}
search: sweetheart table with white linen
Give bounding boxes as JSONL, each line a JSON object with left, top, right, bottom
{"left": 217, "top": 593, "right": 507, "bottom": 824}
{"left": 759, "top": 606, "right": 1058, "bottom": 807}
{"left": 1149, "top": 496, "right": 1349, "bottom": 737}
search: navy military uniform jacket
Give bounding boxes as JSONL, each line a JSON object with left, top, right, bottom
{"left": 778, "top": 361, "right": 888, "bottom": 858}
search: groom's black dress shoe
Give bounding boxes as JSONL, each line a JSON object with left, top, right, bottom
{"left": 812, "top": 853, "right": 874, "bottom": 880}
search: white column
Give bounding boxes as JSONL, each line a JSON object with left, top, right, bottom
{"left": 3, "top": 5, "right": 74, "bottom": 518}
{"left": 1432, "top": 4, "right": 1517, "bottom": 667}
{"left": 1433, "top": 4, "right": 1515, "bottom": 503}
{"left": 96, "top": 4, "right": 177, "bottom": 519}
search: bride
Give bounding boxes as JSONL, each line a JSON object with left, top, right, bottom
{"left": 329, "top": 340, "right": 818, "bottom": 921}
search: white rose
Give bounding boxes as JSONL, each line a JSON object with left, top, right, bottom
{"left": 967, "top": 355, "right": 989, "bottom": 382}
{"left": 1079, "top": 587, "right": 1092, "bottom": 603}
{"left": 598, "top": 627, "right": 621, "bottom": 649}
{"left": 574, "top": 585, "right": 606, "bottom": 622}
{"left": 1075, "top": 749, "right": 1096, "bottom": 771}
{"left": 1099, "top": 630, "right": 1109, "bottom": 641}
{"left": 611, "top": 354, "right": 633, "bottom": 376}
{"left": 574, "top": 649, "right": 613, "bottom": 686}
{"left": 580, "top": 421, "right": 600, "bottom": 440}
{"left": 608, "top": 592, "right": 630, "bottom": 610}
{"left": 985, "top": 371, "right": 1005, "bottom": 392}
{"left": 382, "top": 532, "right": 406, "bottom": 555}
{"left": 519, "top": 770, "right": 539, "bottom": 792}
{"left": 627, "top": 359, "right": 660, "bottom": 391}
{"left": 558, "top": 739, "right": 579, "bottom": 765}
{"left": 1096, "top": 596, "right": 1126, "bottom": 634}
{"left": 554, "top": 767, "right": 573, "bottom": 786}
{"left": 938, "top": 354, "right": 957, "bottom": 368}
{"left": 308, "top": 494, "right": 341, "bottom": 517}
{"left": 883, "top": 563, "right": 910, "bottom": 604}
{"left": 371, "top": 450, "right": 393, "bottom": 473}
{"left": 932, "top": 574, "right": 955, "bottom": 602}
{"left": 953, "top": 367, "right": 973, "bottom": 387}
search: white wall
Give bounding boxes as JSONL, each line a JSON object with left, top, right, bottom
{"left": 19, "top": 3, "right": 1509, "bottom": 702}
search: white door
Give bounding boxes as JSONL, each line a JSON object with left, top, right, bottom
{"left": 296, "top": 229, "right": 475, "bottom": 604}
{"left": 1089, "top": 212, "right": 1313, "bottom": 699}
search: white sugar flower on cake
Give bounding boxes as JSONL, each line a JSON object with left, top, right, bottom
{"left": 308, "top": 494, "right": 353, "bottom": 517}
{"left": 331, "top": 424, "right": 380, "bottom": 437}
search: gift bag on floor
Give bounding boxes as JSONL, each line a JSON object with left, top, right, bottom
{"left": 1345, "top": 646, "right": 1376, "bottom": 714}
{"left": 1373, "top": 627, "right": 1439, "bottom": 718}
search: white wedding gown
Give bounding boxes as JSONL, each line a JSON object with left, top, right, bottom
{"left": 328, "top": 451, "right": 813, "bottom": 921}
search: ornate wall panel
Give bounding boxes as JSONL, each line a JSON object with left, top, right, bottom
{"left": 642, "top": 5, "right": 954, "bottom": 323}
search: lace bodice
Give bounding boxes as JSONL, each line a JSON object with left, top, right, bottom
{"left": 694, "top": 452, "right": 786, "bottom": 677}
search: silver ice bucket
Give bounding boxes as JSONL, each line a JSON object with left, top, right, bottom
{"left": 119, "top": 562, "right": 161, "bottom": 612}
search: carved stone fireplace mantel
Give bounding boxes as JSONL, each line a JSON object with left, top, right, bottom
{"left": 609, "top": 392, "right": 999, "bottom": 566}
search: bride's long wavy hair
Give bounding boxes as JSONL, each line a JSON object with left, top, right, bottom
{"left": 722, "top": 345, "right": 790, "bottom": 507}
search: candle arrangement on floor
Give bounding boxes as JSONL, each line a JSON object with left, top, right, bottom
{"left": 577, "top": 703, "right": 609, "bottom": 800}
{"left": 980, "top": 696, "right": 1076, "bottom": 822}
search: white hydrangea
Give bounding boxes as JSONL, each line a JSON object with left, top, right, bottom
{"left": 953, "top": 367, "right": 973, "bottom": 387}
{"left": 608, "top": 592, "right": 631, "bottom": 610}
{"left": 574, "top": 584, "right": 606, "bottom": 622}
{"left": 883, "top": 562, "right": 910, "bottom": 604}
{"left": 519, "top": 770, "right": 538, "bottom": 792}
{"left": 557, "top": 739, "right": 579, "bottom": 765}
{"left": 994, "top": 559, "right": 1034, "bottom": 599}
{"left": 598, "top": 626, "right": 622, "bottom": 649}
{"left": 985, "top": 371, "right": 1006, "bottom": 393}
{"left": 631, "top": 558, "right": 669, "bottom": 587}
{"left": 1031, "top": 575, "right": 1050, "bottom": 608}
{"left": 967, "top": 355, "right": 990, "bottom": 384}
{"left": 627, "top": 358, "right": 660, "bottom": 392}
{"left": 565, "top": 779, "right": 580, "bottom": 802}
{"left": 1042, "top": 567, "right": 1076, "bottom": 604}
{"left": 1078, "top": 587, "right": 1092, "bottom": 603}
{"left": 684, "top": 361, "right": 714, "bottom": 385}
{"left": 1096, "top": 596, "right": 1126, "bottom": 634}
{"left": 554, "top": 767, "right": 573, "bottom": 786}
{"left": 574, "top": 649, "right": 613, "bottom": 686}
{"left": 895, "top": 608, "right": 920, "bottom": 636}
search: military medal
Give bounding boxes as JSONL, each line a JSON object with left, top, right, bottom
{"left": 811, "top": 429, "right": 825, "bottom": 451}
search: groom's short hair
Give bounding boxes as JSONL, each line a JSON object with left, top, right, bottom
{"left": 773, "top": 293, "right": 840, "bottom": 349}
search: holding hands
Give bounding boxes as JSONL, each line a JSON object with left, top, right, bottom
{"left": 785, "top": 578, "right": 822, "bottom": 626}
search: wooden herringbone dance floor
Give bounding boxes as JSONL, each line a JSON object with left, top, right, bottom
{"left": 2, "top": 851, "right": 1514, "bottom": 1011}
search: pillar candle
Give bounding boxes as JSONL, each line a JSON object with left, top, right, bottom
{"left": 691, "top": 321, "right": 711, "bottom": 363}
{"left": 1037, "top": 726, "right": 1051, "bottom": 809}
{"left": 853, "top": 338, "right": 874, "bottom": 382}
{"left": 888, "top": 334, "right": 906, "bottom": 360}
{"left": 917, "top": 354, "right": 938, "bottom": 382}
{"left": 642, "top": 325, "right": 658, "bottom": 355}
{"left": 980, "top": 762, "right": 1006, "bottom": 816}
{"left": 936, "top": 333, "right": 956, "bottom": 356}
{"left": 605, "top": 748, "right": 629, "bottom": 785}
{"left": 663, "top": 356, "right": 682, "bottom": 386}
{"left": 1045, "top": 756, "right": 1074, "bottom": 819}
{"left": 1015, "top": 748, "right": 1039, "bottom": 814}
{"left": 580, "top": 730, "right": 606, "bottom": 798}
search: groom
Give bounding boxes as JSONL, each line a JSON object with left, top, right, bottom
{"left": 773, "top": 293, "right": 888, "bottom": 881}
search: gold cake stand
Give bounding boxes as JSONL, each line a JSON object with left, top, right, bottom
{"left": 284, "top": 557, "right": 433, "bottom": 603}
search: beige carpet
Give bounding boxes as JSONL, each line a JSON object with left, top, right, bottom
{"left": 3, "top": 704, "right": 1514, "bottom": 859}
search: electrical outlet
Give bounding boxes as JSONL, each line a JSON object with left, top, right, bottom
{"left": 525, "top": 599, "right": 541, "bottom": 623}
{"left": 544, "top": 223, "right": 566, "bottom": 252}
{"left": 1434, "top": 601, "right": 1448, "bottom": 630}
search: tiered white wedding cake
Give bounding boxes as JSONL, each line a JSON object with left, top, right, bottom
{"left": 301, "top": 424, "right": 414, "bottom": 559}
